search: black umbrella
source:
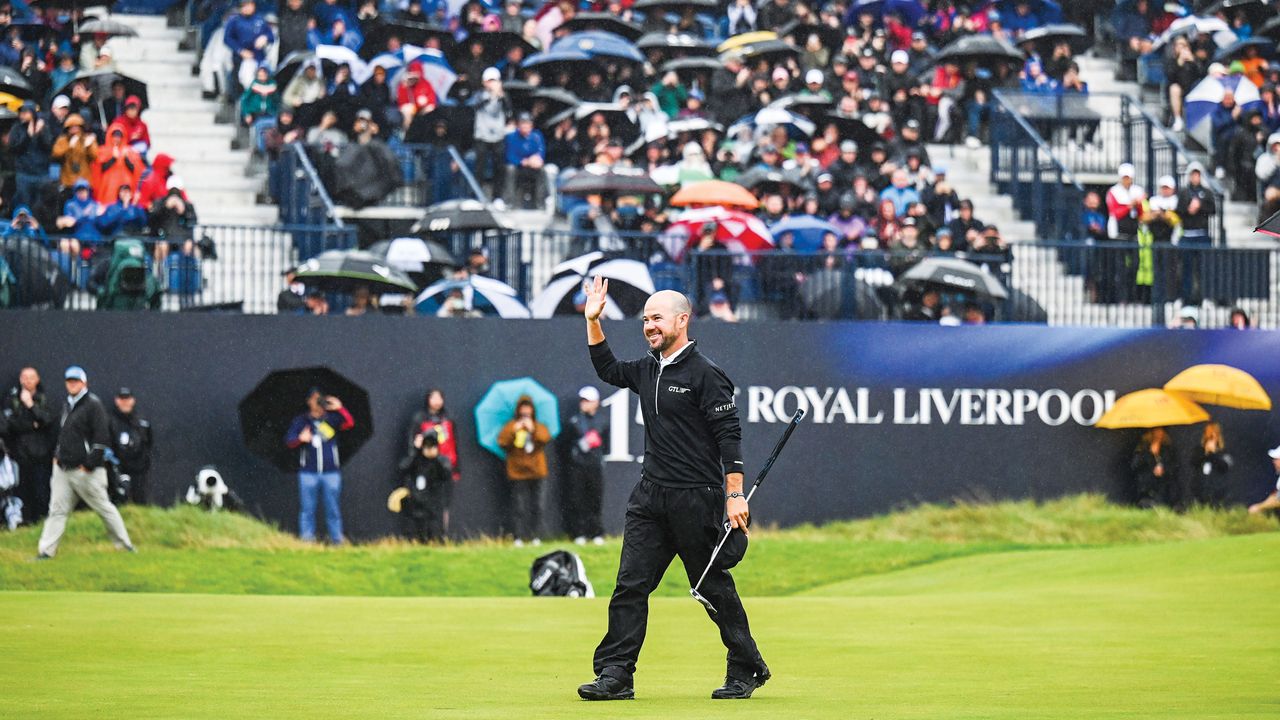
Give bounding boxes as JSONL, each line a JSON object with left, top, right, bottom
{"left": 238, "top": 367, "right": 374, "bottom": 473}
{"left": 0, "top": 65, "right": 35, "bottom": 100}
{"left": 545, "top": 102, "right": 638, "bottom": 145}
{"left": 932, "top": 34, "right": 1025, "bottom": 69}
{"left": 1256, "top": 206, "right": 1280, "bottom": 238}
{"left": 274, "top": 51, "right": 337, "bottom": 90}
{"left": 777, "top": 20, "right": 846, "bottom": 49}
{"left": 5, "top": 19, "right": 57, "bottom": 45}
{"left": 1262, "top": 16, "right": 1280, "bottom": 40}
{"left": 770, "top": 94, "right": 835, "bottom": 122}
{"left": 55, "top": 69, "right": 149, "bottom": 109}
{"left": 561, "top": 13, "right": 644, "bottom": 41}
{"left": 737, "top": 166, "right": 810, "bottom": 193}
{"left": 450, "top": 30, "right": 537, "bottom": 65}
{"left": 665, "top": 116, "right": 725, "bottom": 137}
{"left": 660, "top": 56, "right": 724, "bottom": 75}
{"left": 895, "top": 257, "right": 1008, "bottom": 299}
{"left": 636, "top": 32, "right": 717, "bottom": 58}
{"left": 800, "top": 270, "right": 884, "bottom": 320}
{"left": 632, "top": 0, "right": 718, "bottom": 11}
{"left": 78, "top": 19, "right": 139, "bottom": 37}
{"left": 560, "top": 166, "right": 664, "bottom": 195}
{"left": 411, "top": 199, "right": 510, "bottom": 233}
{"left": 404, "top": 103, "right": 475, "bottom": 147}
{"left": 294, "top": 249, "right": 418, "bottom": 293}
{"left": 1212, "top": 37, "right": 1276, "bottom": 63}
{"left": 821, "top": 111, "right": 883, "bottom": 149}
{"left": 1020, "top": 23, "right": 1092, "bottom": 54}
{"left": 0, "top": 236, "right": 70, "bottom": 308}
{"left": 364, "top": 20, "right": 455, "bottom": 57}
{"left": 721, "top": 38, "right": 799, "bottom": 63}
{"left": 526, "top": 86, "right": 580, "bottom": 115}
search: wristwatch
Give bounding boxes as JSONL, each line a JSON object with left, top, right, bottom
{"left": 727, "top": 492, "right": 746, "bottom": 500}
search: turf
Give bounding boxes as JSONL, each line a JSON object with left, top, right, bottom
{"left": 3, "top": 534, "right": 1277, "bottom": 719}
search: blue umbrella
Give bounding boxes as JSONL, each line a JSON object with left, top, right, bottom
{"left": 521, "top": 48, "right": 594, "bottom": 70}
{"left": 474, "top": 377, "right": 561, "bottom": 458}
{"left": 1185, "top": 73, "right": 1262, "bottom": 149}
{"left": 769, "top": 215, "right": 842, "bottom": 252}
{"left": 848, "top": 0, "right": 926, "bottom": 26}
{"left": 414, "top": 274, "right": 531, "bottom": 318}
{"left": 551, "top": 31, "right": 645, "bottom": 64}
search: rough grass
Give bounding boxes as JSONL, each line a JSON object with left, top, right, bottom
{"left": 1, "top": 494, "right": 1274, "bottom": 597}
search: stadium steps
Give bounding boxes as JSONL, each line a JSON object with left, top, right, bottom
{"left": 108, "top": 14, "right": 276, "bottom": 227}
{"left": 924, "top": 143, "right": 1038, "bottom": 242}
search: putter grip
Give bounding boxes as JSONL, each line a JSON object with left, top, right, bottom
{"left": 746, "top": 408, "right": 804, "bottom": 497}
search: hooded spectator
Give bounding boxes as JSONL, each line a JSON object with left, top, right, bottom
{"left": 93, "top": 123, "right": 144, "bottom": 206}
{"left": 51, "top": 114, "right": 97, "bottom": 190}
{"left": 7, "top": 101, "right": 53, "bottom": 212}
{"left": 97, "top": 184, "right": 149, "bottom": 238}
{"left": 114, "top": 95, "right": 151, "bottom": 156}
{"left": 283, "top": 60, "right": 327, "bottom": 110}
{"left": 240, "top": 65, "right": 278, "bottom": 126}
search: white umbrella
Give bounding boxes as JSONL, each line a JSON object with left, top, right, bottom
{"left": 531, "top": 252, "right": 656, "bottom": 318}
{"left": 314, "top": 44, "right": 369, "bottom": 82}
{"left": 530, "top": 275, "right": 626, "bottom": 319}
{"left": 415, "top": 275, "right": 531, "bottom": 318}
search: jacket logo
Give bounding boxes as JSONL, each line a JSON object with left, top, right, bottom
{"left": 667, "top": 385, "right": 691, "bottom": 394}
{"left": 714, "top": 402, "right": 736, "bottom": 412}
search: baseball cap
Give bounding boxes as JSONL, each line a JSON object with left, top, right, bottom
{"left": 904, "top": 118, "right": 920, "bottom": 130}
{"left": 1269, "top": 445, "right": 1280, "bottom": 459}
{"left": 65, "top": 366, "right": 87, "bottom": 383}
{"left": 901, "top": 216, "right": 917, "bottom": 227}
{"left": 1117, "top": 163, "right": 1135, "bottom": 178}
{"left": 517, "top": 111, "right": 533, "bottom": 122}
{"left": 1186, "top": 161, "right": 1205, "bottom": 175}
{"left": 18, "top": 100, "right": 36, "bottom": 113}
{"left": 13, "top": 205, "right": 31, "bottom": 217}
{"left": 817, "top": 172, "right": 833, "bottom": 183}
{"left": 840, "top": 139, "right": 857, "bottom": 153}
{"left": 805, "top": 68, "right": 823, "bottom": 84}
{"left": 125, "top": 95, "right": 141, "bottom": 108}
{"left": 51, "top": 95, "right": 70, "bottom": 109}
{"left": 911, "top": 30, "right": 927, "bottom": 40}
{"left": 891, "top": 50, "right": 909, "bottom": 65}
{"left": 578, "top": 386, "right": 601, "bottom": 402}
{"left": 73, "top": 178, "right": 91, "bottom": 191}
{"left": 1158, "top": 175, "right": 1176, "bottom": 189}
{"left": 860, "top": 47, "right": 876, "bottom": 58}
{"left": 117, "top": 387, "right": 133, "bottom": 398}
{"left": 934, "top": 163, "right": 948, "bottom": 175}
{"left": 482, "top": 66, "right": 501, "bottom": 82}
{"left": 772, "top": 66, "right": 789, "bottom": 82}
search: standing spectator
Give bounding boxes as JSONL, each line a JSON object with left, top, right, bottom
{"left": 115, "top": 96, "right": 151, "bottom": 157}
{"left": 1176, "top": 162, "right": 1215, "bottom": 304}
{"left": 563, "top": 385, "right": 608, "bottom": 545}
{"left": 398, "top": 432, "right": 451, "bottom": 542}
{"left": 277, "top": 0, "right": 311, "bottom": 59}
{"left": 3, "top": 367, "right": 56, "bottom": 525}
{"left": 7, "top": 101, "right": 53, "bottom": 213}
{"left": 223, "top": 0, "right": 275, "bottom": 96}
{"left": 277, "top": 267, "right": 306, "bottom": 313}
{"left": 50, "top": 114, "right": 97, "bottom": 191}
{"left": 1128, "top": 427, "right": 1178, "bottom": 509}
{"left": 36, "top": 366, "right": 135, "bottom": 559}
{"left": 470, "top": 67, "right": 511, "bottom": 200}
{"left": 93, "top": 124, "right": 144, "bottom": 206}
{"left": 1247, "top": 444, "right": 1280, "bottom": 514}
{"left": 79, "top": 34, "right": 116, "bottom": 71}
{"left": 149, "top": 180, "right": 200, "bottom": 268}
{"left": 107, "top": 388, "right": 153, "bottom": 505}
{"left": 497, "top": 395, "right": 551, "bottom": 546}
{"left": 135, "top": 153, "right": 177, "bottom": 210}
{"left": 503, "top": 112, "right": 546, "bottom": 210}
{"left": 284, "top": 389, "right": 355, "bottom": 544}
{"left": 1191, "top": 422, "right": 1231, "bottom": 507}
{"left": 407, "top": 388, "right": 460, "bottom": 489}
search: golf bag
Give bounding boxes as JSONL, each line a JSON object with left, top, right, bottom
{"left": 529, "top": 550, "right": 594, "bottom": 598}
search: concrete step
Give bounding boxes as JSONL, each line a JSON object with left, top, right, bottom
{"left": 150, "top": 123, "right": 238, "bottom": 140}
{"left": 140, "top": 109, "right": 222, "bottom": 127}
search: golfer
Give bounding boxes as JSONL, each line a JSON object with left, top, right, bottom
{"left": 576, "top": 277, "right": 769, "bottom": 701}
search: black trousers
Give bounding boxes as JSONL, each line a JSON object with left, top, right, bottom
{"left": 593, "top": 480, "right": 765, "bottom": 684}
{"left": 509, "top": 477, "right": 544, "bottom": 540}
{"left": 566, "top": 463, "right": 604, "bottom": 538}
{"left": 16, "top": 459, "right": 51, "bottom": 524}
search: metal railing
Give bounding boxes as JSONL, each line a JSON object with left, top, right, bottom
{"left": 994, "top": 90, "right": 1228, "bottom": 245}
{"left": 989, "top": 92, "right": 1087, "bottom": 241}
{"left": 1, "top": 224, "right": 356, "bottom": 314}
{"left": 276, "top": 143, "right": 345, "bottom": 228}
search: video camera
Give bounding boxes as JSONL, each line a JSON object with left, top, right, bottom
{"left": 185, "top": 466, "right": 242, "bottom": 512}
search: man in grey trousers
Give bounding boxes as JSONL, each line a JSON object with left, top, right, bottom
{"left": 37, "top": 366, "right": 134, "bottom": 559}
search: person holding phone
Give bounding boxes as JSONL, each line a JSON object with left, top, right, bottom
{"left": 284, "top": 389, "right": 355, "bottom": 543}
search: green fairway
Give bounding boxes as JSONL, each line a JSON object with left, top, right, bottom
{"left": 3, "top": 534, "right": 1278, "bottom": 719}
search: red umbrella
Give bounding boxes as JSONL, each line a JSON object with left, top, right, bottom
{"left": 662, "top": 206, "right": 775, "bottom": 262}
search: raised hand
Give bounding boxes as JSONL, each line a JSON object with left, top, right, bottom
{"left": 583, "top": 275, "right": 609, "bottom": 322}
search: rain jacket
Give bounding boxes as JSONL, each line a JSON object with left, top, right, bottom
{"left": 408, "top": 406, "right": 460, "bottom": 481}
{"left": 223, "top": 11, "right": 275, "bottom": 62}
{"left": 285, "top": 407, "right": 355, "bottom": 473}
{"left": 113, "top": 103, "right": 151, "bottom": 153}
{"left": 51, "top": 129, "right": 98, "bottom": 188}
{"left": 97, "top": 199, "right": 148, "bottom": 238}
{"left": 136, "top": 153, "right": 177, "bottom": 209}
{"left": 93, "top": 124, "right": 144, "bottom": 205}
{"left": 54, "top": 389, "right": 111, "bottom": 470}
{"left": 496, "top": 396, "right": 551, "bottom": 481}
{"left": 61, "top": 194, "right": 104, "bottom": 243}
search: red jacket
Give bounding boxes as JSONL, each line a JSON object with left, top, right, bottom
{"left": 136, "top": 153, "right": 176, "bottom": 208}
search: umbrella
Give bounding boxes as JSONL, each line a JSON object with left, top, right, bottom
{"left": 560, "top": 166, "right": 663, "bottom": 195}
{"left": 1095, "top": 389, "right": 1210, "bottom": 429}
{"left": 799, "top": 268, "right": 879, "bottom": 320}
{"left": 1185, "top": 74, "right": 1262, "bottom": 149}
{"left": 769, "top": 94, "right": 836, "bottom": 121}
{"left": 526, "top": 87, "right": 579, "bottom": 116}
{"left": 665, "top": 206, "right": 775, "bottom": 261}
{"left": 633, "top": 0, "right": 718, "bottom": 12}
{"left": 736, "top": 166, "right": 811, "bottom": 193}
{"left": 561, "top": 13, "right": 644, "bottom": 41}
{"left": 1020, "top": 23, "right": 1092, "bottom": 54}
{"left": 529, "top": 251, "right": 656, "bottom": 318}
{"left": 54, "top": 70, "right": 149, "bottom": 110}
{"left": 1262, "top": 16, "right": 1280, "bottom": 41}
{"left": 660, "top": 56, "right": 724, "bottom": 75}
{"left": 550, "top": 31, "right": 645, "bottom": 64}
{"left": 274, "top": 51, "right": 335, "bottom": 89}
{"left": 932, "top": 34, "right": 1025, "bottom": 69}
{"left": 294, "top": 249, "right": 418, "bottom": 294}
{"left": 411, "top": 199, "right": 509, "bottom": 233}
{"left": 821, "top": 111, "right": 884, "bottom": 149}
{"left": 544, "top": 102, "right": 636, "bottom": 137}
{"left": 364, "top": 20, "right": 455, "bottom": 57}
{"left": 414, "top": 274, "right": 531, "bottom": 318}
{"left": 895, "top": 257, "right": 1009, "bottom": 299}
{"left": 366, "top": 237, "right": 460, "bottom": 289}
{"left": 314, "top": 44, "right": 369, "bottom": 81}
{"left": 404, "top": 103, "right": 474, "bottom": 146}
{"left": 670, "top": 180, "right": 760, "bottom": 209}
{"left": 1, "top": 236, "right": 70, "bottom": 308}
{"left": 1163, "top": 364, "right": 1272, "bottom": 411}
{"left": 237, "top": 367, "right": 374, "bottom": 472}
{"left": 729, "top": 107, "right": 816, "bottom": 138}
{"left": 721, "top": 38, "right": 799, "bottom": 63}
{"left": 403, "top": 48, "right": 458, "bottom": 99}
{"left": 664, "top": 116, "right": 724, "bottom": 138}
{"left": 1212, "top": 37, "right": 1276, "bottom": 64}
{"left": 521, "top": 48, "right": 596, "bottom": 73}
{"left": 1154, "top": 16, "right": 1236, "bottom": 52}
{"left": 0, "top": 66, "right": 34, "bottom": 100}
{"left": 451, "top": 30, "right": 537, "bottom": 65}
{"left": 777, "top": 20, "right": 845, "bottom": 49}
{"left": 636, "top": 32, "right": 717, "bottom": 58}
{"left": 78, "top": 19, "right": 139, "bottom": 37}
{"left": 473, "top": 377, "right": 561, "bottom": 458}
{"left": 1257, "top": 206, "right": 1280, "bottom": 237}
{"left": 716, "top": 31, "right": 778, "bottom": 55}
{"left": 769, "top": 215, "right": 842, "bottom": 252}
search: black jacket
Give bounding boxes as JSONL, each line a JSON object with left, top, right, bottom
{"left": 3, "top": 384, "right": 57, "bottom": 463}
{"left": 589, "top": 339, "right": 742, "bottom": 488}
{"left": 565, "top": 408, "right": 609, "bottom": 469}
{"left": 55, "top": 391, "right": 111, "bottom": 470}
{"left": 108, "top": 406, "right": 152, "bottom": 474}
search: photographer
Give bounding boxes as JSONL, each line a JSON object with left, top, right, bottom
{"left": 497, "top": 395, "right": 551, "bottom": 546}
{"left": 108, "top": 388, "right": 153, "bottom": 505}
{"left": 284, "top": 389, "right": 355, "bottom": 544}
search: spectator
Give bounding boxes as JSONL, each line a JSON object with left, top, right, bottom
{"left": 150, "top": 179, "right": 200, "bottom": 267}
{"left": 93, "top": 124, "right": 144, "bottom": 206}
{"left": 55, "top": 179, "right": 103, "bottom": 260}
{"left": 497, "top": 395, "right": 551, "bottom": 546}
{"left": 1176, "top": 162, "right": 1215, "bottom": 304}
{"left": 136, "top": 153, "right": 178, "bottom": 210}
{"left": 277, "top": 267, "right": 306, "bottom": 313}
{"left": 1082, "top": 190, "right": 1107, "bottom": 242}
{"left": 1106, "top": 163, "right": 1145, "bottom": 241}
{"left": 651, "top": 71, "right": 689, "bottom": 119}
{"left": 79, "top": 33, "right": 115, "bottom": 72}
{"left": 470, "top": 67, "right": 511, "bottom": 199}
{"left": 3, "top": 367, "right": 56, "bottom": 525}
{"left": 283, "top": 60, "right": 327, "bottom": 111}
{"left": 304, "top": 288, "right": 330, "bottom": 315}
{"left": 107, "top": 388, "right": 153, "bottom": 505}
{"left": 115, "top": 96, "right": 150, "bottom": 157}
{"left": 306, "top": 110, "right": 348, "bottom": 149}
{"left": 277, "top": 0, "right": 311, "bottom": 59}
{"left": 398, "top": 431, "right": 451, "bottom": 543}
{"left": 1164, "top": 35, "right": 1201, "bottom": 133}
{"left": 2, "top": 206, "right": 47, "bottom": 247}
{"left": 1246, "top": 444, "right": 1280, "bottom": 515}
{"left": 503, "top": 112, "right": 546, "bottom": 210}
{"left": 240, "top": 66, "right": 278, "bottom": 127}
{"left": 562, "top": 385, "right": 608, "bottom": 545}
{"left": 50, "top": 114, "right": 97, "bottom": 191}
{"left": 7, "top": 101, "right": 53, "bottom": 213}
{"left": 284, "top": 389, "right": 355, "bottom": 544}
{"left": 36, "top": 366, "right": 135, "bottom": 559}
{"left": 224, "top": 0, "right": 275, "bottom": 95}
{"left": 45, "top": 95, "right": 72, "bottom": 138}
{"left": 1129, "top": 427, "right": 1179, "bottom": 509}
{"left": 358, "top": 65, "right": 398, "bottom": 135}
{"left": 345, "top": 285, "right": 376, "bottom": 315}
{"left": 1190, "top": 422, "right": 1231, "bottom": 507}
{"left": 396, "top": 63, "right": 438, "bottom": 132}
{"left": 1256, "top": 132, "right": 1280, "bottom": 218}
{"left": 879, "top": 168, "right": 921, "bottom": 217}
{"left": 1228, "top": 307, "right": 1251, "bottom": 329}
{"left": 97, "top": 184, "right": 149, "bottom": 239}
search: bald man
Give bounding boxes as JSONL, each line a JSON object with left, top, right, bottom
{"left": 576, "top": 278, "right": 768, "bottom": 701}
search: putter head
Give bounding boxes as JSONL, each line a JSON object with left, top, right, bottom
{"left": 690, "top": 588, "right": 718, "bottom": 615}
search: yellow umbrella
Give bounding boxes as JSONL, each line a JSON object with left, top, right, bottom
{"left": 717, "top": 31, "right": 778, "bottom": 54}
{"left": 1163, "top": 364, "right": 1272, "bottom": 411}
{"left": 1095, "top": 389, "right": 1210, "bottom": 429}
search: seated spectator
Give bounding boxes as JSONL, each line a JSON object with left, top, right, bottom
{"left": 54, "top": 179, "right": 103, "bottom": 260}
{"left": 503, "top": 112, "right": 546, "bottom": 210}
{"left": 98, "top": 184, "right": 149, "bottom": 239}
{"left": 283, "top": 60, "right": 326, "bottom": 111}
{"left": 80, "top": 33, "right": 115, "bottom": 71}
{"left": 970, "top": 224, "right": 1012, "bottom": 274}
{"left": 828, "top": 193, "right": 868, "bottom": 243}
{"left": 879, "top": 169, "right": 921, "bottom": 217}
{"left": 114, "top": 96, "right": 150, "bottom": 157}
{"left": 358, "top": 65, "right": 399, "bottom": 134}
{"left": 1257, "top": 132, "right": 1280, "bottom": 219}
{"left": 2, "top": 206, "right": 47, "bottom": 246}
{"left": 49, "top": 55, "right": 78, "bottom": 97}
{"left": 136, "top": 154, "right": 178, "bottom": 210}
{"left": 397, "top": 63, "right": 439, "bottom": 132}
{"left": 706, "top": 291, "right": 738, "bottom": 322}
{"left": 948, "top": 199, "right": 983, "bottom": 251}
{"left": 326, "top": 63, "right": 361, "bottom": 108}
{"left": 309, "top": 17, "right": 363, "bottom": 53}
{"left": 240, "top": 66, "right": 278, "bottom": 127}
{"left": 306, "top": 111, "right": 349, "bottom": 152}
{"left": 51, "top": 114, "right": 97, "bottom": 191}
{"left": 150, "top": 179, "right": 200, "bottom": 267}
{"left": 888, "top": 218, "right": 927, "bottom": 276}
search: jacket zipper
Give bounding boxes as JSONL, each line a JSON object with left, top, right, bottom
{"left": 654, "top": 363, "right": 663, "bottom": 417}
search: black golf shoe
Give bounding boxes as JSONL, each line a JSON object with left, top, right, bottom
{"left": 577, "top": 674, "right": 635, "bottom": 701}
{"left": 711, "top": 665, "right": 770, "bottom": 700}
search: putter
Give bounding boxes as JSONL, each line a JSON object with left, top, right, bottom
{"left": 690, "top": 408, "right": 805, "bottom": 615}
